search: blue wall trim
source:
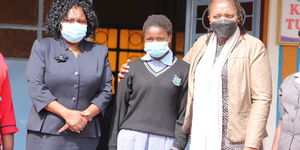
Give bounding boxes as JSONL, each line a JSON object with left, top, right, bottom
{"left": 276, "top": 46, "right": 283, "bottom": 126}
{"left": 296, "top": 48, "right": 300, "bottom": 72}
{"left": 5, "top": 59, "right": 31, "bottom": 150}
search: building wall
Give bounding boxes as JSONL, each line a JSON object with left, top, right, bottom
{"left": 0, "top": 0, "right": 186, "bottom": 149}
{"left": 1, "top": 0, "right": 299, "bottom": 149}
{"left": 263, "top": 0, "right": 279, "bottom": 149}
{"left": 5, "top": 59, "right": 31, "bottom": 150}
{"left": 0, "top": 0, "right": 53, "bottom": 149}
{"left": 0, "top": 0, "right": 52, "bottom": 58}
{"left": 264, "top": 0, "right": 300, "bottom": 149}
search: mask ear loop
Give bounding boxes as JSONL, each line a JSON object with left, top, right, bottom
{"left": 208, "top": 24, "right": 213, "bottom": 33}
{"left": 168, "top": 34, "right": 172, "bottom": 44}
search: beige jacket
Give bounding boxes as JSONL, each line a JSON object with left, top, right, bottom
{"left": 182, "top": 34, "right": 272, "bottom": 149}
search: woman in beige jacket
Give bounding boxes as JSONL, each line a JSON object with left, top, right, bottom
{"left": 118, "top": 0, "right": 272, "bottom": 149}
{"left": 182, "top": 0, "right": 272, "bottom": 150}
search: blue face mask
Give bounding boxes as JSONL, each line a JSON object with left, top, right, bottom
{"left": 144, "top": 41, "right": 170, "bottom": 58}
{"left": 61, "top": 22, "right": 87, "bottom": 43}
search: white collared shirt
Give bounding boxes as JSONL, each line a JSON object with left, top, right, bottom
{"left": 141, "top": 50, "right": 173, "bottom": 72}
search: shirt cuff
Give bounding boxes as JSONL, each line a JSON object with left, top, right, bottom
{"left": 0, "top": 125, "right": 19, "bottom": 134}
{"left": 244, "top": 140, "right": 262, "bottom": 149}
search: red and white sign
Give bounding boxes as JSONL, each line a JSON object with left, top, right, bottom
{"left": 278, "top": 0, "right": 300, "bottom": 45}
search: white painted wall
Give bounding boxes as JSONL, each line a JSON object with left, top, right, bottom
{"left": 263, "top": 0, "right": 280, "bottom": 149}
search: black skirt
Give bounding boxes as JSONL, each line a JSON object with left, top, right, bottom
{"left": 26, "top": 130, "right": 100, "bottom": 150}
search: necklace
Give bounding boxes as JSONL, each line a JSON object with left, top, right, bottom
{"left": 217, "top": 40, "right": 226, "bottom": 49}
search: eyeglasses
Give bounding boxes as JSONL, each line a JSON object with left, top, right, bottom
{"left": 63, "top": 18, "right": 87, "bottom": 24}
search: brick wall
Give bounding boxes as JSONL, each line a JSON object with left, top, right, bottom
{"left": 0, "top": 0, "right": 52, "bottom": 58}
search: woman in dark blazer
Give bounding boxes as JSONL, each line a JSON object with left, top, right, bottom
{"left": 26, "top": 0, "right": 112, "bottom": 150}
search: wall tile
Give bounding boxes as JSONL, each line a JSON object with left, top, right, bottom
{"left": 0, "top": 29, "right": 37, "bottom": 58}
{"left": 0, "top": 0, "right": 38, "bottom": 25}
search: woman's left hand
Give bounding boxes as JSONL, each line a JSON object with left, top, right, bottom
{"left": 58, "top": 110, "right": 90, "bottom": 133}
{"left": 58, "top": 104, "right": 100, "bottom": 133}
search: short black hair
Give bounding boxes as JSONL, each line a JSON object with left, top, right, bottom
{"left": 46, "top": 0, "right": 98, "bottom": 38}
{"left": 142, "top": 14, "right": 173, "bottom": 36}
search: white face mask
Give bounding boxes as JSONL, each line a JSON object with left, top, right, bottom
{"left": 61, "top": 22, "right": 87, "bottom": 43}
{"left": 144, "top": 41, "right": 170, "bottom": 58}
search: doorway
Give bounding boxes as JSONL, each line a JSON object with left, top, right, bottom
{"left": 92, "top": 1, "right": 187, "bottom": 149}
{"left": 93, "top": 0, "right": 187, "bottom": 93}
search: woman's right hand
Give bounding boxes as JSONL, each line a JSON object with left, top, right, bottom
{"left": 117, "top": 59, "right": 131, "bottom": 80}
{"left": 44, "top": 101, "right": 89, "bottom": 133}
{"left": 59, "top": 110, "right": 89, "bottom": 133}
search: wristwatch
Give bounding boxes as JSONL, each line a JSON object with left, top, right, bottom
{"left": 83, "top": 111, "right": 92, "bottom": 121}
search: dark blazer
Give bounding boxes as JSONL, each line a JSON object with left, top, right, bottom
{"left": 26, "top": 38, "right": 112, "bottom": 137}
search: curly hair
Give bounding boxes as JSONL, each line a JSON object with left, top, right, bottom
{"left": 142, "top": 14, "right": 173, "bottom": 36}
{"left": 46, "top": 0, "right": 98, "bottom": 38}
{"left": 208, "top": 0, "right": 246, "bottom": 35}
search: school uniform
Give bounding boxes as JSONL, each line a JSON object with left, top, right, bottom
{"left": 109, "top": 50, "right": 189, "bottom": 150}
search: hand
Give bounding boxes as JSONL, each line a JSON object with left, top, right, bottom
{"left": 81, "top": 111, "right": 92, "bottom": 121}
{"left": 58, "top": 110, "right": 88, "bottom": 133}
{"left": 243, "top": 147, "right": 257, "bottom": 150}
{"left": 0, "top": 134, "right": 2, "bottom": 148}
{"left": 117, "top": 59, "right": 131, "bottom": 80}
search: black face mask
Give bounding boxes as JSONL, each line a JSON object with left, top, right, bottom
{"left": 211, "top": 19, "right": 238, "bottom": 39}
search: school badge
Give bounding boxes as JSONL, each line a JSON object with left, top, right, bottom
{"left": 172, "top": 74, "right": 182, "bottom": 86}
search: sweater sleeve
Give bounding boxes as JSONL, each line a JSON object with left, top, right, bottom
{"left": 108, "top": 67, "right": 132, "bottom": 150}
{"left": 172, "top": 68, "right": 189, "bottom": 150}
{"left": 26, "top": 40, "right": 57, "bottom": 113}
{"left": 0, "top": 56, "right": 19, "bottom": 134}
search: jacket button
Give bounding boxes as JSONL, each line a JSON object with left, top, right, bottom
{"left": 74, "top": 72, "right": 79, "bottom": 76}
{"left": 72, "top": 97, "right": 77, "bottom": 102}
